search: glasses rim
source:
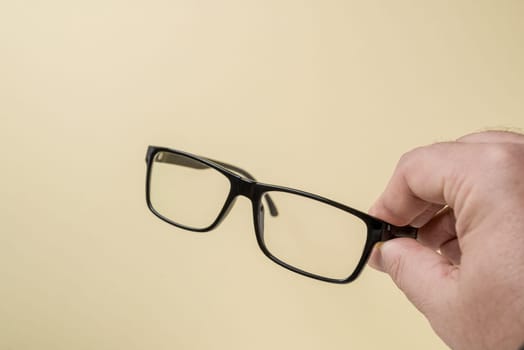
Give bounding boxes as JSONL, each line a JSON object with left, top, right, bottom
{"left": 145, "top": 145, "right": 417, "bottom": 284}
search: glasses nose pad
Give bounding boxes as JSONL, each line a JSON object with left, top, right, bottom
{"left": 258, "top": 203, "right": 265, "bottom": 238}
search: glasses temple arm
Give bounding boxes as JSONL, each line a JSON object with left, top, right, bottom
{"left": 154, "top": 152, "right": 279, "bottom": 217}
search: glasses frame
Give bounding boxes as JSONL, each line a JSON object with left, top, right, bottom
{"left": 145, "top": 145, "right": 417, "bottom": 284}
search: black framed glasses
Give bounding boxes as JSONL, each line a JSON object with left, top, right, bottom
{"left": 145, "top": 146, "right": 417, "bottom": 284}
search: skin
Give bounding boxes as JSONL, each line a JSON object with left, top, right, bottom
{"left": 368, "top": 131, "right": 524, "bottom": 350}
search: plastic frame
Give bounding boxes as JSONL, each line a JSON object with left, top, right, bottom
{"left": 145, "top": 145, "right": 417, "bottom": 284}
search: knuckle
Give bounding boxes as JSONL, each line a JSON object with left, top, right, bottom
{"left": 483, "top": 143, "right": 523, "bottom": 166}
{"left": 480, "top": 144, "right": 524, "bottom": 187}
{"left": 398, "top": 147, "right": 422, "bottom": 167}
{"left": 397, "top": 142, "right": 451, "bottom": 171}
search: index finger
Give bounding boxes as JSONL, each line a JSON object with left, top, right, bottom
{"left": 369, "top": 142, "right": 476, "bottom": 226}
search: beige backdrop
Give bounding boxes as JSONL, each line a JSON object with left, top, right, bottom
{"left": 1, "top": 1, "right": 523, "bottom": 349}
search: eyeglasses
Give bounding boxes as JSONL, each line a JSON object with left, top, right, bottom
{"left": 145, "top": 146, "right": 417, "bottom": 284}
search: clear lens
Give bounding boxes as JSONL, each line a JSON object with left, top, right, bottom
{"left": 261, "top": 191, "right": 368, "bottom": 280}
{"left": 149, "top": 151, "right": 231, "bottom": 229}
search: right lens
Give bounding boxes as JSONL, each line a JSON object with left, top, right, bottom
{"left": 148, "top": 151, "right": 231, "bottom": 230}
{"left": 261, "top": 190, "right": 368, "bottom": 280}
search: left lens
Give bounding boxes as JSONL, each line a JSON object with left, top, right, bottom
{"left": 260, "top": 190, "right": 368, "bottom": 280}
{"left": 149, "top": 151, "right": 231, "bottom": 229}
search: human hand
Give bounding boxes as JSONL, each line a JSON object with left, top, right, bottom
{"left": 368, "top": 131, "right": 524, "bottom": 350}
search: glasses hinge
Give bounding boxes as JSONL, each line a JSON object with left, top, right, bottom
{"left": 381, "top": 223, "right": 418, "bottom": 241}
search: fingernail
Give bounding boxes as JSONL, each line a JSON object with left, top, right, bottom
{"left": 369, "top": 242, "right": 386, "bottom": 272}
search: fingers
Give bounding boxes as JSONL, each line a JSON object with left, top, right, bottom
{"left": 417, "top": 207, "right": 457, "bottom": 251}
{"left": 369, "top": 142, "right": 475, "bottom": 226}
{"left": 369, "top": 208, "right": 462, "bottom": 267}
{"left": 420, "top": 208, "right": 462, "bottom": 264}
{"left": 410, "top": 203, "right": 446, "bottom": 228}
{"left": 370, "top": 238, "right": 458, "bottom": 316}
{"left": 370, "top": 130, "right": 524, "bottom": 228}
{"left": 439, "top": 238, "right": 461, "bottom": 265}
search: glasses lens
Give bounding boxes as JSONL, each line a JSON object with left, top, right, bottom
{"left": 149, "top": 151, "right": 231, "bottom": 229}
{"left": 261, "top": 191, "right": 368, "bottom": 280}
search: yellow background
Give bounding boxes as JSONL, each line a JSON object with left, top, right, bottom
{"left": 1, "top": 1, "right": 523, "bottom": 349}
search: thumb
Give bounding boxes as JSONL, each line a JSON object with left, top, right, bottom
{"left": 370, "top": 238, "right": 458, "bottom": 316}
